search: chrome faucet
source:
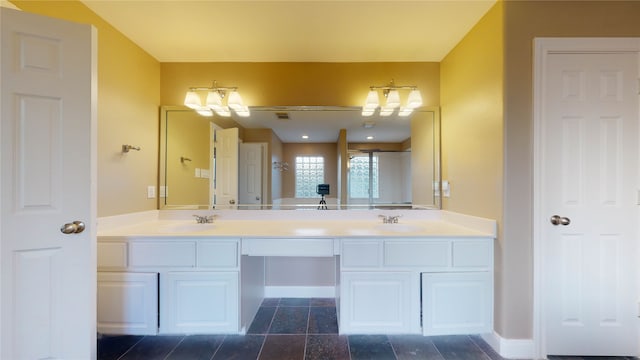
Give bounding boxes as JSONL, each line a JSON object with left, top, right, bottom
{"left": 379, "top": 214, "right": 401, "bottom": 224}
{"left": 193, "top": 214, "right": 215, "bottom": 224}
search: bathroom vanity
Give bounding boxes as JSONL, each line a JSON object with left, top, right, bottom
{"left": 96, "top": 210, "right": 495, "bottom": 337}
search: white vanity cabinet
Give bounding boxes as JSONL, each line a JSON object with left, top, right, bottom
{"left": 97, "top": 237, "right": 243, "bottom": 335}
{"left": 97, "top": 271, "right": 158, "bottom": 335}
{"left": 339, "top": 237, "right": 493, "bottom": 336}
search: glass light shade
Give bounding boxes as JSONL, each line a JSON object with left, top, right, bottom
{"left": 196, "top": 107, "right": 213, "bottom": 117}
{"left": 361, "top": 107, "right": 375, "bottom": 117}
{"left": 385, "top": 90, "right": 401, "bottom": 108}
{"left": 364, "top": 90, "right": 379, "bottom": 109}
{"left": 206, "top": 91, "right": 223, "bottom": 110}
{"left": 213, "top": 106, "right": 231, "bottom": 117}
{"left": 227, "top": 91, "right": 244, "bottom": 110}
{"left": 184, "top": 91, "right": 201, "bottom": 109}
{"left": 235, "top": 106, "right": 251, "bottom": 117}
{"left": 398, "top": 107, "right": 413, "bottom": 117}
{"left": 379, "top": 106, "right": 394, "bottom": 117}
{"left": 406, "top": 89, "right": 423, "bottom": 109}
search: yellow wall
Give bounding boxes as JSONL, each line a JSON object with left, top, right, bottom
{"left": 164, "top": 111, "right": 210, "bottom": 207}
{"left": 11, "top": 0, "right": 161, "bottom": 217}
{"left": 440, "top": 0, "right": 504, "bottom": 335}
{"left": 161, "top": 62, "right": 439, "bottom": 107}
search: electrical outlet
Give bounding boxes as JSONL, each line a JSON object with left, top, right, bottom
{"left": 147, "top": 185, "right": 156, "bottom": 199}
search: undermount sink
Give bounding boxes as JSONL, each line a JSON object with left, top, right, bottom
{"left": 374, "top": 223, "right": 424, "bottom": 233}
{"left": 158, "top": 222, "right": 216, "bottom": 233}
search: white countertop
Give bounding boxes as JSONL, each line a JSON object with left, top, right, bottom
{"left": 97, "top": 210, "right": 496, "bottom": 239}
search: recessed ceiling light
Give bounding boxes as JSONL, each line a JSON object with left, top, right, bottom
{"left": 366, "top": 136, "right": 374, "bottom": 140}
{"left": 302, "top": 135, "right": 309, "bottom": 139}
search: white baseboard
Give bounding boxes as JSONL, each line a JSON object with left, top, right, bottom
{"left": 481, "top": 332, "right": 535, "bottom": 359}
{"left": 264, "top": 286, "right": 336, "bottom": 298}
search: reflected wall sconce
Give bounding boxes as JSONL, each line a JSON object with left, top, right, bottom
{"left": 184, "top": 80, "right": 250, "bottom": 117}
{"left": 362, "top": 79, "right": 423, "bottom": 117}
{"left": 273, "top": 161, "right": 289, "bottom": 172}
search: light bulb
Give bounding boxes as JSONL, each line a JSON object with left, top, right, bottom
{"left": 406, "top": 89, "right": 423, "bottom": 109}
{"left": 196, "top": 107, "right": 213, "bottom": 117}
{"left": 184, "top": 91, "right": 201, "bottom": 109}
{"left": 361, "top": 108, "right": 375, "bottom": 117}
{"left": 235, "top": 106, "right": 251, "bottom": 117}
{"left": 380, "top": 106, "right": 394, "bottom": 117}
{"left": 385, "top": 90, "right": 400, "bottom": 108}
{"left": 213, "top": 106, "right": 231, "bottom": 117}
{"left": 227, "top": 91, "right": 244, "bottom": 110}
{"left": 206, "top": 91, "right": 223, "bottom": 110}
{"left": 398, "top": 107, "right": 413, "bottom": 117}
{"left": 364, "top": 90, "right": 379, "bottom": 109}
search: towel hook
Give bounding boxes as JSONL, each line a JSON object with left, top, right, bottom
{"left": 181, "top": 156, "right": 192, "bottom": 163}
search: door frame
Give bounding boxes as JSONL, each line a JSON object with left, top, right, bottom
{"left": 532, "top": 37, "right": 640, "bottom": 359}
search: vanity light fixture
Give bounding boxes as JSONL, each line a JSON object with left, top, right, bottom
{"left": 362, "top": 79, "right": 423, "bottom": 117}
{"left": 184, "top": 80, "right": 250, "bottom": 117}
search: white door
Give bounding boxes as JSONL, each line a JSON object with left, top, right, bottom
{"left": 540, "top": 49, "right": 639, "bottom": 356}
{"left": 1, "top": 8, "right": 97, "bottom": 360}
{"left": 239, "top": 142, "right": 264, "bottom": 208}
{"left": 214, "top": 127, "right": 238, "bottom": 209}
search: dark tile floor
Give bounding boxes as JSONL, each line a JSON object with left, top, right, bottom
{"left": 98, "top": 298, "right": 503, "bottom": 360}
{"left": 97, "top": 298, "right": 636, "bottom": 360}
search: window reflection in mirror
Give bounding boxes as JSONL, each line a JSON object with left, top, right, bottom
{"left": 159, "top": 106, "right": 440, "bottom": 210}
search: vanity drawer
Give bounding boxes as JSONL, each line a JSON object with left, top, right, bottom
{"left": 452, "top": 239, "right": 492, "bottom": 268}
{"left": 130, "top": 241, "right": 196, "bottom": 268}
{"left": 197, "top": 240, "right": 239, "bottom": 268}
{"left": 242, "top": 238, "right": 334, "bottom": 257}
{"left": 341, "top": 240, "right": 381, "bottom": 268}
{"left": 384, "top": 241, "right": 451, "bottom": 267}
{"left": 98, "top": 241, "right": 128, "bottom": 269}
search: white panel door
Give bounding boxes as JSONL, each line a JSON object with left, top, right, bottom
{"left": 238, "top": 142, "right": 263, "bottom": 208}
{"left": 214, "top": 127, "right": 238, "bottom": 209}
{"left": 1, "top": 8, "right": 96, "bottom": 359}
{"left": 542, "top": 52, "right": 639, "bottom": 356}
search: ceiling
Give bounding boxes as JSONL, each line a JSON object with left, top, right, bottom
{"left": 81, "top": 0, "right": 496, "bottom": 142}
{"left": 81, "top": 0, "right": 496, "bottom": 63}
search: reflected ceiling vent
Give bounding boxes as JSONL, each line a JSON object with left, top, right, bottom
{"left": 275, "top": 112, "right": 290, "bottom": 120}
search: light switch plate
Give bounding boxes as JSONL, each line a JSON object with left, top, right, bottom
{"left": 159, "top": 186, "right": 167, "bottom": 198}
{"left": 147, "top": 185, "right": 156, "bottom": 199}
{"left": 442, "top": 180, "right": 450, "bottom": 198}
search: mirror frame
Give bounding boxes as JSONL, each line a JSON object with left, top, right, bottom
{"left": 159, "top": 105, "right": 441, "bottom": 210}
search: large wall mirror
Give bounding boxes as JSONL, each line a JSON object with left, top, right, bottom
{"left": 159, "top": 106, "right": 440, "bottom": 210}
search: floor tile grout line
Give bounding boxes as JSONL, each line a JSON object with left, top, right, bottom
{"left": 208, "top": 334, "right": 226, "bottom": 360}
{"left": 115, "top": 335, "right": 147, "bottom": 360}
{"left": 255, "top": 334, "right": 267, "bottom": 360}
{"left": 303, "top": 306, "right": 311, "bottom": 359}
{"left": 161, "top": 335, "right": 185, "bottom": 360}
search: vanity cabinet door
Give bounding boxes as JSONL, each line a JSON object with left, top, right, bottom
{"left": 340, "top": 272, "right": 418, "bottom": 334}
{"left": 421, "top": 272, "right": 492, "bottom": 335}
{"left": 160, "top": 271, "right": 239, "bottom": 334}
{"left": 97, "top": 272, "right": 158, "bottom": 335}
